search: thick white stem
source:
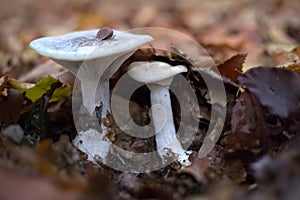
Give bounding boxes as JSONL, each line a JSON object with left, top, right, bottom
{"left": 97, "top": 51, "right": 135, "bottom": 125}
{"left": 96, "top": 79, "right": 110, "bottom": 118}
{"left": 80, "top": 79, "right": 97, "bottom": 112}
{"left": 148, "top": 84, "right": 186, "bottom": 159}
{"left": 52, "top": 59, "right": 81, "bottom": 75}
{"left": 78, "top": 51, "right": 133, "bottom": 115}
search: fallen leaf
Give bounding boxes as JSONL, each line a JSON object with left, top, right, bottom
{"left": 217, "top": 53, "right": 247, "bottom": 82}
{"left": 19, "top": 61, "right": 65, "bottom": 83}
{"left": 0, "top": 89, "right": 25, "bottom": 127}
{"left": 225, "top": 91, "right": 281, "bottom": 163}
{"left": 9, "top": 76, "right": 70, "bottom": 103}
{"left": 238, "top": 66, "right": 300, "bottom": 118}
{"left": 8, "top": 78, "right": 35, "bottom": 91}
{"left": 251, "top": 134, "right": 300, "bottom": 199}
{"left": 271, "top": 46, "right": 300, "bottom": 75}
{"left": 19, "top": 81, "right": 65, "bottom": 141}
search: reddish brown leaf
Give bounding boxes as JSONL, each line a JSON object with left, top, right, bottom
{"left": 272, "top": 48, "right": 300, "bottom": 68}
{"left": 217, "top": 53, "right": 247, "bottom": 82}
{"left": 287, "top": 63, "right": 300, "bottom": 75}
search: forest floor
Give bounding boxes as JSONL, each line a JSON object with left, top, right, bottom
{"left": 0, "top": 0, "right": 300, "bottom": 199}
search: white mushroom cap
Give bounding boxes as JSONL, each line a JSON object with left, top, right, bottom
{"left": 128, "top": 61, "right": 187, "bottom": 86}
{"left": 30, "top": 29, "right": 153, "bottom": 115}
{"left": 29, "top": 29, "right": 153, "bottom": 61}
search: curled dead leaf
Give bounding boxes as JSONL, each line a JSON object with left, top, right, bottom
{"left": 217, "top": 53, "right": 247, "bottom": 82}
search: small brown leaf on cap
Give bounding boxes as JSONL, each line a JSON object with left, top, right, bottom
{"left": 96, "top": 27, "right": 114, "bottom": 41}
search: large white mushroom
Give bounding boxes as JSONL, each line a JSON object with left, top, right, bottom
{"left": 30, "top": 28, "right": 153, "bottom": 163}
{"left": 30, "top": 28, "right": 153, "bottom": 118}
{"left": 128, "top": 61, "right": 192, "bottom": 166}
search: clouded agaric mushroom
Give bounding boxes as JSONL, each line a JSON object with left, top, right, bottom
{"left": 30, "top": 28, "right": 153, "bottom": 120}
{"left": 128, "top": 61, "right": 191, "bottom": 165}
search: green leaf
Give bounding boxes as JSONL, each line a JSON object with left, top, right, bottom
{"left": 50, "top": 84, "right": 71, "bottom": 103}
{"left": 8, "top": 78, "right": 35, "bottom": 93}
{"left": 20, "top": 81, "right": 64, "bottom": 142}
{"left": 9, "top": 76, "right": 70, "bottom": 102}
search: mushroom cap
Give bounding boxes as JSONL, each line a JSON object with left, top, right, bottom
{"left": 128, "top": 61, "right": 187, "bottom": 85}
{"left": 29, "top": 29, "right": 153, "bottom": 61}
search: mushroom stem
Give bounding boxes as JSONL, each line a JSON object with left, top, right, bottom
{"left": 96, "top": 79, "right": 110, "bottom": 118}
{"left": 147, "top": 84, "right": 187, "bottom": 161}
{"left": 80, "top": 78, "right": 110, "bottom": 117}
{"left": 128, "top": 61, "right": 191, "bottom": 166}
{"left": 78, "top": 51, "right": 133, "bottom": 117}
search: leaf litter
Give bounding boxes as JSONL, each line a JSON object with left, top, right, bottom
{"left": 0, "top": 0, "right": 300, "bottom": 199}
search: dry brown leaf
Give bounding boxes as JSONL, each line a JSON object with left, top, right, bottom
{"left": 217, "top": 53, "right": 247, "bottom": 82}
{"left": 287, "top": 63, "right": 300, "bottom": 75}
{"left": 271, "top": 46, "right": 300, "bottom": 66}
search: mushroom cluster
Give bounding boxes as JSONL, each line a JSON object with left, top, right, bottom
{"left": 30, "top": 28, "right": 192, "bottom": 166}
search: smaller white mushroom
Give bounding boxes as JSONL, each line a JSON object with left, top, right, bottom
{"left": 128, "top": 61, "right": 192, "bottom": 166}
